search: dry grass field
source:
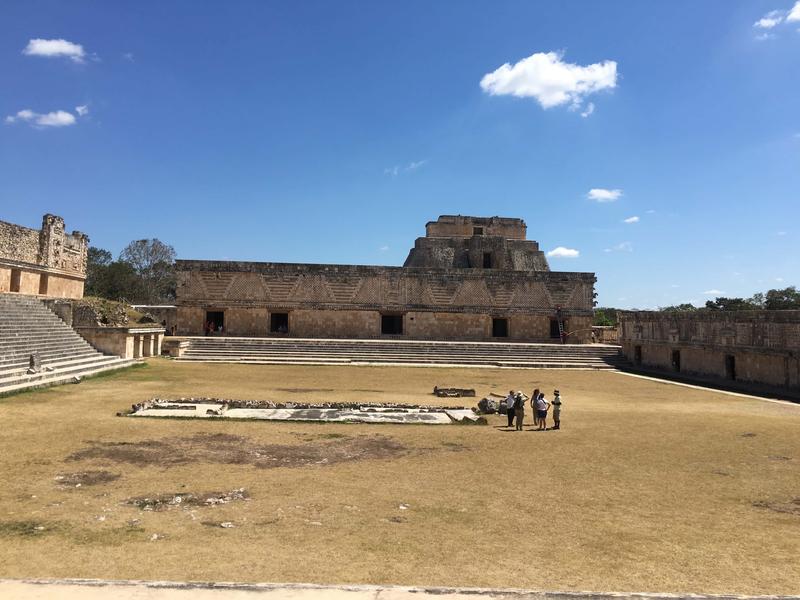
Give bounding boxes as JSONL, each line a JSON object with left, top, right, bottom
{"left": 0, "top": 358, "right": 798, "bottom": 594}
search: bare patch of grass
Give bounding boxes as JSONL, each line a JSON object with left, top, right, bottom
{"left": 753, "top": 497, "right": 800, "bottom": 516}
{"left": 0, "top": 520, "right": 58, "bottom": 537}
{"left": 68, "top": 433, "right": 407, "bottom": 469}
{"left": 55, "top": 470, "right": 120, "bottom": 487}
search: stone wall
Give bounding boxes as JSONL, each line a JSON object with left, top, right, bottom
{"left": 618, "top": 310, "right": 800, "bottom": 390}
{"left": 0, "top": 214, "right": 88, "bottom": 299}
{"left": 176, "top": 260, "right": 595, "bottom": 342}
{"left": 425, "top": 215, "right": 526, "bottom": 239}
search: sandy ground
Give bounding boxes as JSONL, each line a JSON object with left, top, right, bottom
{"left": 0, "top": 358, "right": 798, "bottom": 595}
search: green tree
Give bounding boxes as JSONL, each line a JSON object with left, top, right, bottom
{"left": 119, "top": 239, "right": 177, "bottom": 303}
{"left": 764, "top": 286, "right": 800, "bottom": 310}
{"left": 704, "top": 296, "right": 760, "bottom": 311}
{"left": 593, "top": 307, "right": 618, "bottom": 326}
{"left": 659, "top": 303, "right": 699, "bottom": 312}
{"left": 85, "top": 247, "right": 113, "bottom": 297}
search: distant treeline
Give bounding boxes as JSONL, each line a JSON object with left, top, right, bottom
{"left": 86, "top": 239, "right": 176, "bottom": 305}
{"left": 594, "top": 286, "right": 800, "bottom": 326}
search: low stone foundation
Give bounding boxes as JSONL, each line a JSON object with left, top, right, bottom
{"left": 75, "top": 327, "right": 165, "bottom": 359}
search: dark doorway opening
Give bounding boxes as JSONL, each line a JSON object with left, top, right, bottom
{"left": 483, "top": 252, "right": 492, "bottom": 268}
{"left": 381, "top": 314, "right": 403, "bottom": 335}
{"left": 634, "top": 345, "right": 642, "bottom": 366}
{"left": 492, "top": 318, "right": 508, "bottom": 338}
{"left": 205, "top": 311, "right": 224, "bottom": 335}
{"left": 725, "top": 354, "right": 736, "bottom": 380}
{"left": 270, "top": 312, "right": 289, "bottom": 334}
{"left": 671, "top": 349, "right": 681, "bottom": 372}
{"left": 550, "top": 319, "right": 567, "bottom": 339}
{"left": 473, "top": 227, "right": 483, "bottom": 235}
{"left": 38, "top": 274, "right": 49, "bottom": 295}
{"left": 10, "top": 269, "right": 21, "bottom": 293}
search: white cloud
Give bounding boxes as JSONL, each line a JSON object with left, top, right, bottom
{"left": 580, "top": 103, "right": 595, "bottom": 118}
{"left": 384, "top": 160, "right": 427, "bottom": 176}
{"left": 776, "top": 277, "right": 785, "bottom": 282}
{"left": 754, "top": 10, "right": 785, "bottom": 28}
{"left": 646, "top": 209, "right": 656, "bottom": 214}
{"left": 755, "top": 32, "right": 777, "bottom": 41}
{"left": 546, "top": 246, "right": 580, "bottom": 258}
{"left": 587, "top": 188, "right": 623, "bottom": 202}
{"left": 623, "top": 216, "right": 640, "bottom": 224}
{"left": 670, "top": 284, "right": 680, "bottom": 288}
{"left": 777, "top": 230, "right": 788, "bottom": 236}
{"left": 480, "top": 51, "right": 617, "bottom": 112}
{"left": 5, "top": 108, "right": 76, "bottom": 128}
{"left": 75, "top": 105, "right": 89, "bottom": 117}
{"left": 788, "top": 1, "right": 800, "bottom": 21}
{"left": 604, "top": 241, "right": 633, "bottom": 253}
{"left": 379, "top": 245, "right": 389, "bottom": 252}
{"left": 702, "top": 289, "right": 724, "bottom": 295}
{"left": 123, "top": 52, "right": 135, "bottom": 62}
{"left": 23, "top": 38, "right": 86, "bottom": 63}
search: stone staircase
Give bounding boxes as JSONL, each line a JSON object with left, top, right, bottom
{"left": 176, "top": 336, "right": 626, "bottom": 369}
{"left": 0, "top": 294, "right": 135, "bottom": 394}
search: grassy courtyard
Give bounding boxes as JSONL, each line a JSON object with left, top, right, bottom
{"left": 0, "top": 358, "right": 798, "bottom": 594}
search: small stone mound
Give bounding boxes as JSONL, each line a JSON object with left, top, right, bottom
{"left": 126, "top": 488, "right": 248, "bottom": 511}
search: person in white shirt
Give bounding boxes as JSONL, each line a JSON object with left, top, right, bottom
{"left": 534, "top": 393, "right": 550, "bottom": 430}
{"left": 504, "top": 390, "right": 515, "bottom": 428}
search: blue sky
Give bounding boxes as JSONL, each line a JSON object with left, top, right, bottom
{"left": 1, "top": 1, "right": 798, "bottom": 309}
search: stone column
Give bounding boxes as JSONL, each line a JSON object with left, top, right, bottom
{"left": 142, "top": 334, "right": 154, "bottom": 357}
{"left": 154, "top": 333, "right": 163, "bottom": 356}
{"left": 133, "top": 335, "right": 143, "bottom": 359}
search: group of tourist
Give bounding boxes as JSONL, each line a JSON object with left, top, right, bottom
{"left": 504, "top": 388, "right": 562, "bottom": 431}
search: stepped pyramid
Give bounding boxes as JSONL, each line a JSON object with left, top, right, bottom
{"left": 0, "top": 294, "right": 134, "bottom": 394}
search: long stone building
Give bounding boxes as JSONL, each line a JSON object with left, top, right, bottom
{"left": 0, "top": 214, "right": 88, "bottom": 299}
{"left": 618, "top": 310, "right": 800, "bottom": 392}
{"left": 176, "top": 215, "right": 596, "bottom": 342}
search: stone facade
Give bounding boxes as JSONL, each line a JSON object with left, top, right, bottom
{"left": 176, "top": 216, "right": 596, "bottom": 342}
{"left": 0, "top": 214, "right": 88, "bottom": 299}
{"left": 619, "top": 310, "right": 800, "bottom": 391}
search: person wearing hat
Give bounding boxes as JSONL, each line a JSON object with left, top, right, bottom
{"left": 513, "top": 391, "right": 527, "bottom": 430}
{"left": 551, "top": 389, "right": 562, "bottom": 430}
{"left": 504, "top": 390, "right": 516, "bottom": 428}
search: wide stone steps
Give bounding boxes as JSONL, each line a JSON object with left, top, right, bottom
{"left": 177, "top": 337, "right": 625, "bottom": 369}
{"left": 0, "top": 294, "right": 135, "bottom": 394}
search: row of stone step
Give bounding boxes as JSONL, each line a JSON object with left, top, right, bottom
{"left": 0, "top": 294, "right": 135, "bottom": 394}
{"left": 177, "top": 336, "right": 626, "bottom": 369}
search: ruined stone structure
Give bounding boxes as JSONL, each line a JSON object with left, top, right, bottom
{"left": 619, "top": 310, "right": 800, "bottom": 391}
{"left": 0, "top": 214, "right": 88, "bottom": 299}
{"left": 176, "top": 216, "right": 596, "bottom": 342}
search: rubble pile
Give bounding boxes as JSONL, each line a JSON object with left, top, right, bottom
{"left": 129, "top": 397, "right": 469, "bottom": 415}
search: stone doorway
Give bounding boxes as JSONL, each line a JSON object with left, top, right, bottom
{"left": 205, "top": 311, "right": 224, "bottom": 335}
{"left": 381, "top": 314, "right": 403, "bottom": 335}
{"left": 492, "top": 317, "right": 508, "bottom": 338}
{"left": 725, "top": 354, "right": 736, "bottom": 380}
{"left": 671, "top": 349, "right": 681, "bottom": 372}
{"left": 270, "top": 312, "right": 289, "bottom": 334}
